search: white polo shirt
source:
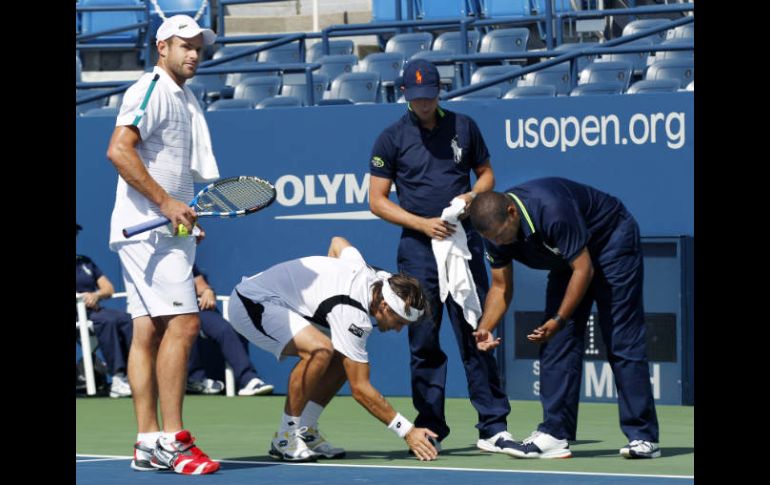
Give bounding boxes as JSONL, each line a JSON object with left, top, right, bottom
{"left": 109, "top": 67, "right": 199, "bottom": 248}
{"left": 235, "top": 247, "right": 385, "bottom": 362}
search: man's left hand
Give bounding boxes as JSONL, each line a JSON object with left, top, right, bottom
{"left": 527, "top": 319, "right": 562, "bottom": 343}
{"left": 198, "top": 288, "right": 217, "bottom": 310}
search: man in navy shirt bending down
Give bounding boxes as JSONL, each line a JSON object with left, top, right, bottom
{"left": 369, "top": 59, "right": 517, "bottom": 456}
{"left": 468, "top": 177, "right": 660, "bottom": 460}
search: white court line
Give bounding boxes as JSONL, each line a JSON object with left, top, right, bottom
{"left": 75, "top": 454, "right": 693, "bottom": 480}
{"left": 76, "top": 457, "right": 130, "bottom": 463}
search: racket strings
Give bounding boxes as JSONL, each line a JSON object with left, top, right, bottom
{"left": 197, "top": 177, "right": 275, "bottom": 213}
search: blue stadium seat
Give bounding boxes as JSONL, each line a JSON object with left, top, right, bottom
{"left": 317, "top": 99, "right": 354, "bottom": 106}
{"left": 622, "top": 19, "right": 671, "bottom": 44}
{"left": 666, "top": 23, "right": 694, "bottom": 40}
{"left": 385, "top": 33, "right": 433, "bottom": 60}
{"left": 450, "top": 87, "right": 502, "bottom": 101}
{"left": 257, "top": 41, "right": 304, "bottom": 64}
{"left": 256, "top": 95, "right": 302, "bottom": 109}
{"left": 418, "top": 0, "right": 472, "bottom": 18}
{"left": 226, "top": 62, "right": 281, "bottom": 89}
{"left": 503, "top": 85, "right": 557, "bottom": 98}
{"left": 81, "top": 107, "right": 120, "bottom": 117}
{"left": 601, "top": 38, "right": 652, "bottom": 77}
{"left": 569, "top": 81, "right": 624, "bottom": 96}
{"left": 307, "top": 40, "right": 355, "bottom": 63}
{"left": 233, "top": 76, "right": 283, "bottom": 104}
{"left": 645, "top": 58, "right": 694, "bottom": 88}
{"left": 579, "top": 60, "right": 633, "bottom": 90}
{"left": 410, "top": 50, "right": 459, "bottom": 90}
{"left": 206, "top": 99, "right": 254, "bottom": 111}
{"left": 281, "top": 73, "right": 329, "bottom": 106}
{"left": 626, "top": 79, "right": 680, "bottom": 94}
{"left": 553, "top": 42, "right": 599, "bottom": 73}
{"left": 186, "top": 82, "right": 207, "bottom": 109}
{"left": 433, "top": 30, "right": 481, "bottom": 54}
{"left": 76, "top": 56, "right": 82, "bottom": 83}
{"left": 325, "top": 72, "right": 381, "bottom": 104}
{"left": 359, "top": 52, "right": 405, "bottom": 102}
{"left": 317, "top": 55, "right": 359, "bottom": 84}
{"left": 76, "top": 89, "right": 109, "bottom": 115}
{"left": 470, "top": 65, "right": 524, "bottom": 92}
{"left": 106, "top": 92, "right": 124, "bottom": 108}
{"left": 194, "top": 46, "right": 258, "bottom": 98}
{"left": 79, "top": 0, "right": 144, "bottom": 44}
{"left": 518, "top": 63, "right": 572, "bottom": 95}
{"left": 482, "top": 0, "right": 531, "bottom": 17}
{"left": 478, "top": 27, "right": 530, "bottom": 55}
{"left": 652, "top": 39, "right": 694, "bottom": 63}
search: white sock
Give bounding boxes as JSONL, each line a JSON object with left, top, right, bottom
{"left": 279, "top": 413, "right": 301, "bottom": 434}
{"left": 300, "top": 401, "right": 325, "bottom": 429}
{"left": 137, "top": 432, "right": 162, "bottom": 446}
{"left": 162, "top": 431, "right": 181, "bottom": 443}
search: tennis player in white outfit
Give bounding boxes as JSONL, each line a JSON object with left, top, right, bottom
{"left": 228, "top": 236, "right": 440, "bottom": 462}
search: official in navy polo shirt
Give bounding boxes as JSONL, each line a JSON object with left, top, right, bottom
{"left": 468, "top": 178, "right": 661, "bottom": 460}
{"left": 368, "top": 59, "right": 517, "bottom": 455}
{"left": 76, "top": 223, "right": 133, "bottom": 398}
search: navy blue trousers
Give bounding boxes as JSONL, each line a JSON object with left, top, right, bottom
{"left": 538, "top": 212, "right": 659, "bottom": 442}
{"left": 398, "top": 228, "right": 511, "bottom": 441}
{"left": 188, "top": 309, "right": 259, "bottom": 388}
{"left": 87, "top": 307, "right": 133, "bottom": 375}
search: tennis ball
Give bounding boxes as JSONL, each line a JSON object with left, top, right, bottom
{"left": 177, "top": 224, "right": 190, "bottom": 237}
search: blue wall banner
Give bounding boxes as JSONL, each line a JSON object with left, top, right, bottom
{"left": 76, "top": 93, "right": 693, "bottom": 400}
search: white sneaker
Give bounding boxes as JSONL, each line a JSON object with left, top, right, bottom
{"left": 302, "top": 426, "right": 346, "bottom": 459}
{"left": 507, "top": 430, "right": 572, "bottom": 459}
{"left": 110, "top": 374, "right": 132, "bottom": 398}
{"left": 620, "top": 440, "right": 661, "bottom": 459}
{"left": 269, "top": 427, "right": 317, "bottom": 462}
{"left": 238, "top": 377, "right": 274, "bottom": 396}
{"left": 186, "top": 378, "right": 224, "bottom": 395}
{"left": 477, "top": 431, "right": 517, "bottom": 456}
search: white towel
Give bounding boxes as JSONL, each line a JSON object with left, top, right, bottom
{"left": 431, "top": 197, "right": 483, "bottom": 329}
{"left": 184, "top": 86, "right": 220, "bottom": 183}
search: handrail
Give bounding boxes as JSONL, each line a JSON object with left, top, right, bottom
{"left": 440, "top": 15, "right": 693, "bottom": 98}
{"left": 197, "top": 62, "right": 322, "bottom": 105}
{"left": 76, "top": 1, "right": 152, "bottom": 71}
{"left": 202, "top": 33, "right": 307, "bottom": 67}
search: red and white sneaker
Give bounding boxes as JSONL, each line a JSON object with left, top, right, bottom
{"left": 152, "top": 430, "right": 220, "bottom": 475}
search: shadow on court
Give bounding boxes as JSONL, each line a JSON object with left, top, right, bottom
{"left": 571, "top": 446, "right": 694, "bottom": 458}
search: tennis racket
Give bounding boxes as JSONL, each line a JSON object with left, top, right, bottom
{"left": 122, "top": 176, "right": 276, "bottom": 238}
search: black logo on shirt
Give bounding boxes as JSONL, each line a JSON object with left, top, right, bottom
{"left": 348, "top": 324, "right": 365, "bottom": 337}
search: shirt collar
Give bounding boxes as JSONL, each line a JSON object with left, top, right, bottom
{"left": 507, "top": 191, "right": 535, "bottom": 240}
{"left": 153, "top": 66, "right": 184, "bottom": 94}
{"left": 406, "top": 103, "right": 446, "bottom": 126}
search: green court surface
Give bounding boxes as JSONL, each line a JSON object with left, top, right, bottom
{"left": 76, "top": 395, "right": 693, "bottom": 477}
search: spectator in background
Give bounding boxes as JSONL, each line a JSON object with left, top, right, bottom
{"left": 76, "top": 223, "right": 133, "bottom": 398}
{"left": 186, "top": 265, "right": 275, "bottom": 396}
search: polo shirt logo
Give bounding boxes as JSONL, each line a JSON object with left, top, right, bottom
{"left": 416, "top": 69, "right": 423, "bottom": 84}
{"left": 485, "top": 251, "right": 495, "bottom": 263}
{"left": 81, "top": 265, "right": 93, "bottom": 276}
{"left": 450, "top": 135, "right": 463, "bottom": 163}
{"left": 348, "top": 324, "right": 365, "bottom": 338}
{"left": 371, "top": 156, "right": 385, "bottom": 168}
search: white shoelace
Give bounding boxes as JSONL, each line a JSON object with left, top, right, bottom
{"left": 523, "top": 430, "right": 542, "bottom": 444}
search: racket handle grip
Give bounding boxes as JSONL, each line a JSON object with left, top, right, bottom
{"left": 122, "top": 217, "right": 170, "bottom": 238}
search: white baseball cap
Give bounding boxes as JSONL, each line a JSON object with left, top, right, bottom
{"left": 155, "top": 15, "right": 216, "bottom": 46}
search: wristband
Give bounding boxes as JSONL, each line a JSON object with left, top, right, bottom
{"left": 552, "top": 314, "right": 564, "bottom": 326}
{"left": 387, "top": 412, "right": 414, "bottom": 439}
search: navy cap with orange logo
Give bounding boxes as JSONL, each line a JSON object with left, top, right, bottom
{"left": 402, "top": 59, "right": 440, "bottom": 101}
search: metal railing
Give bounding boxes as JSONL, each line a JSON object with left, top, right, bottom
{"left": 75, "top": 2, "right": 152, "bottom": 71}
{"left": 76, "top": 292, "right": 237, "bottom": 397}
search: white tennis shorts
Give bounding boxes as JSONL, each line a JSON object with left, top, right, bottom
{"left": 116, "top": 233, "right": 198, "bottom": 319}
{"left": 227, "top": 289, "right": 321, "bottom": 361}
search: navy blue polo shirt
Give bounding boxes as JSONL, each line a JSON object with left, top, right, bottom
{"left": 484, "top": 178, "right": 625, "bottom": 271}
{"left": 76, "top": 255, "right": 103, "bottom": 293}
{"left": 369, "top": 105, "right": 490, "bottom": 218}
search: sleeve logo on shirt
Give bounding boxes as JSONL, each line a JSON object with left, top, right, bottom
{"left": 484, "top": 251, "right": 495, "bottom": 263}
{"left": 371, "top": 156, "right": 385, "bottom": 168}
{"left": 348, "top": 323, "right": 365, "bottom": 338}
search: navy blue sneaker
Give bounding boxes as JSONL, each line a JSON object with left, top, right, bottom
{"left": 508, "top": 431, "right": 572, "bottom": 459}
{"left": 477, "top": 431, "right": 518, "bottom": 456}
